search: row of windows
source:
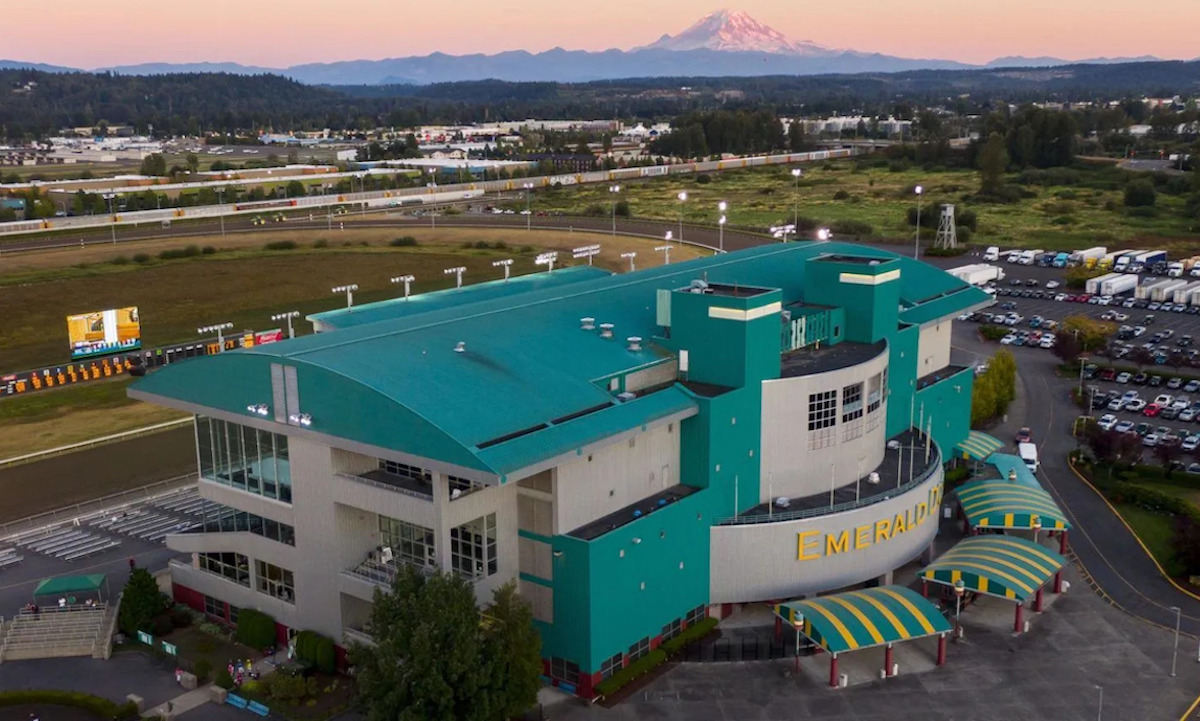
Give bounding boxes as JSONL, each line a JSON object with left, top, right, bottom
{"left": 255, "top": 560, "right": 295, "bottom": 604}
{"left": 203, "top": 594, "right": 240, "bottom": 625}
{"left": 599, "top": 652, "right": 623, "bottom": 681}
{"left": 628, "top": 636, "right": 651, "bottom": 662}
{"left": 197, "top": 416, "right": 292, "bottom": 503}
{"left": 378, "top": 459, "right": 485, "bottom": 500}
{"left": 199, "top": 506, "right": 295, "bottom": 546}
{"left": 842, "top": 382, "right": 864, "bottom": 423}
{"left": 549, "top": 657, "right": 580, "bottom": 686}
{"left": 807, "top": 390, "right": 838, "bottom": 430}
{"left": 451, "top": 513, "right": 498, "bottom": 580}
{"left": 379, "top": 515, "right": 437, "bottom": 569}
{"left": 199, "top": 552, "right": 249, "bottom": 587}
{"left": 807, "top": 371, "right": 887, "bottom": 444}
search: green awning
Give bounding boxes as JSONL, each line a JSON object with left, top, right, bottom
{"left": 956, "top": 430, "right": 1005, "bottom": 461}
{"left": 920, "top": 536, "right": 1066, "bottom": 602}
{"left": 773, "top": 586, "right": 952, "bottom": 655}
{"left": 33, "top": 574, "right": 106, "bottom": 597}
{"left": 957, "top": 478, "right": 1071, "bottom": 531}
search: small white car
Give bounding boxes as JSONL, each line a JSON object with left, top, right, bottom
{"left": 1184, "top": 434, "right": 1200, "bottom": 452}
{"left": 1125, "top": 399, "right": 1147, "bottom": 412}
{"left": 1097, "top": 414, "right": 1119, "bottom": 431}
{"left": 1046, "top": 280, "right": 1060, "bottom": 289}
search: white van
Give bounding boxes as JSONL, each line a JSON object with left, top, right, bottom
{"left": 1018, "top": 442, "right": 1039, "bottom": 474}
{"left": 983, "top": 246, "right": 1000, "bottom": 262}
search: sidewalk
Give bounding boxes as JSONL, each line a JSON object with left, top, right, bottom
{"left": 143, "top": 649, "right": 290, "bottom": 718}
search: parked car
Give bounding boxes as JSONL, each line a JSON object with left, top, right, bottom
{"left": 1133, "top": 372, "right": 1149, "bottom": 385}
{"left": 1015, "top": 427, "right": 1032, "bottom": 443}
{"left": 1181, "top": 408, "right": 1197, "bottom": 422}
{"left": 1168, "top": 377, "right": 1184, "bottom": 389}
{"left": 1154, "top": 394, "right": 1174, "bottom": 406}
{"left": 1136, "top": 422, "right": 1152, "bottom": 436}
{"left": 1162, "top": 406, "right": 1181, "bottom": 420}
{"left": 1144, "top": 403, "right": 1164, "bottom": 417}
{"left": 1115, "top": 420, "right": 1136, "bottom": 434}
{"left": 1125, "top": 399, "right": 1147, "bottom": 412}
{"left": 1186, "top": 380, "right": 1200, "bottom": 393}
{"left": 1183, "top": 434, "right": 1200, "bottom": 452}
{"left": 1097, "top": 414, "right": 1119, "bottom": 431}
{"left": 1099, "top": 368, "right": 1118, "bottom": 381}
{"left": 1116, "top": 372, "right": 1132, "bottom": 384}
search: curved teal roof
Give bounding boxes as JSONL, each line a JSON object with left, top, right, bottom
{"left": 132, "top": 241, "right": 984, "bottom": 475}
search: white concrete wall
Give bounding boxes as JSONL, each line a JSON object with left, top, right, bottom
{"left": 917, "top": 320, "right": 952, "bottom": 376}
{"left": 759, "top": 348, "right": 889, "bottom": 500}
{"left": 552, "top": 422, "right": 680, "bottom": 536}
{"left": 709, "top": 467, "right": 944, "bottom": 603}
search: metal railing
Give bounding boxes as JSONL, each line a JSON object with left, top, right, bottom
{"left": 336, "top": 472, "right": 433, "bottom": 502}
{"left": 0, "top": 418, "right": 192, "bottom": 470}
{"left": 0, "top": 473, "right": 198, "bottom": 540}
{"left": 714, "top": 444, "right": 942, "bottom": 526}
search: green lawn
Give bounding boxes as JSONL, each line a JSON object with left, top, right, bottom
{"left": 0, "top": 378, "right": 136, "bottom": 424}
{"left": 1113, "top": 502, "right": 1185, "bottom": 577}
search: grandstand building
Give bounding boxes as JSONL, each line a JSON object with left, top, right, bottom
{"left": 131, "top": 241, "right": 988, "bottom": 696}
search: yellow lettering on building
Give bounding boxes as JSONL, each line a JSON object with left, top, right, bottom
{"left": 797, "top": 531, "right": 822, "bottom": 560}
{"left": 893, "top": 512, "right": 907, "bottom": 535}
{"left": 916, "top": 502, "right": 928, "bottom": 524}
{"left": 874, "top": 518, "right": 892, "bottom": 543}
{"left": 854, "top": 525, "right": 873, "bottom": 550}
{"left": 826, "top": 530, "right": 851, "bottom": 555}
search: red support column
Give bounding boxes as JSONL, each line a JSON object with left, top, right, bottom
{"left": 1054, "top": 570, "right": 1064, "bottom": 594}
{"left": 1034, "top": 586, "right": 1044, "bottom": 613}
{"left": 1014, "top": 601, "right": 1024, "bottom": 634}
{"left": 1059, "top": 530, "right": 1069, "bottom": 555}
{"left": 921, "top": 580, "right": 928, "bottom": 598}
{"left": 936, "top": 634, "right": 947, "bottom": 666}
{"left": 774, "top": 616, "right": 782, "bottom": 642}
{"left": 884, "top": 644, "right": 894, "bottom": 677}
{"left": 829, "top": 654, "right": 839, "bottom": 688}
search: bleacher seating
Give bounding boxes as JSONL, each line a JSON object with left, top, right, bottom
{"left": 0, "top": 548, "right": 23, "bottom": 571}
{"left": 0, "top": 603, "right": 113, "bottom": 662}
{"left": 10, "top": 526, "right": 121, "bottom": 562}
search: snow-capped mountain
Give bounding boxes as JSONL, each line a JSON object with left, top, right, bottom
{"left": 636, "top": 9, "right": 834, "bottom": 56}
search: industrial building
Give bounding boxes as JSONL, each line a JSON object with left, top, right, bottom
{"left": 130, "top": 240, "right": 989, "bottom": 696}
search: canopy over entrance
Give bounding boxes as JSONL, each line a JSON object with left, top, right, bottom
{"left": 956, "top": 478, "right": 1070, "bottom": 531}
{"left": 956, "top": 430, "right": 1004, "bottom": 461}
{"left": 773, "top": 585, "right": 951, "bottom": 654}
{"left": 920, "top": 535, "right": 1065, "bottom": 602}
{"left": 33, "top": 574, "right": 107, "bottom": 598}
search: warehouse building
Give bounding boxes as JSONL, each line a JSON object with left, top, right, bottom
{"left": 130, "top": 241, "right": 989, "bottom": 696}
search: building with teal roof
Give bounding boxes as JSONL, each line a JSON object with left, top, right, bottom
{"left": 133, "top": 239, "right": 990, "bottom": 697}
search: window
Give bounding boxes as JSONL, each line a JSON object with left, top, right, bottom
{"left": 196, "top": 416, "right": 292, "bottom": 503}
{"left": 197, "top": 504, "right": 295, "bottom": 546}
{"left": 867, "top": 373, "right": 883, "bottom": 413}
{"left": 448, "top": 475, "right": 485, "bottom": 500}
{"left": 842, "top": 383, "right": 863, "bottom": 423}
{"left": 600, "top": 652, "right": 623, "bottom": 680}
{"left": 379, "top": 516, "right": 436, "bottom": 569}
{"left": 204, "top": 594, "right": 221, "bottom": 617}
{"left": 199, "top": 552, "right": 249, "bottom": 587}
{"left": 628, "top": 636, "right": 651, "bottom": 662}
{"left": 379, "top": 459, "right": 432, "bottom": 483}
{"left": 807, "top": 390, "right": 838, "bottom": 430}
{"left": 549, "top": 657, "right": 580, "bottom": 686}
{"left": 228, "top": 605, "right": 240, "bottom": 625}
{"left": 255, "top": 560, "right": 295, "bottom": 604}
{"left": 451, "top": 513, "right": 497, "bottom": 581}
{"left": 661, "top": 618, "right": 683, "bottom": 641}
{"left": 686, "top": 605, "right": 706, "bottom": 625}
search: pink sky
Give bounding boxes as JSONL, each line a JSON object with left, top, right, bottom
{"left": 7, "top": 0, "right": 1198, "bottom": 68}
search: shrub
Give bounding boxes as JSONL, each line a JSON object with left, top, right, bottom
{"left": 980, "top": 325, "right": 1010, "bottom": 341}
{"left": 201, "top": 246, "right": 216, "bottom": 255}
{"left": 956, "top": 226, "right": 973, "bottom": 244}
{"left": 315, "top": 635, "right": 336, "bottom": 674}
{"left": 132, "top": 253, "right": 152, "bottom": 263}
{"left": 215, "top": 668, "right": 234, "bottom": 690}
{"left": 198, "top": 622, "right": 225, "bottom": 637}
{"left": 519, "top": 245, "right": 534, "bottom": 254}
{"left": 313, "top": 239, "right": 329, "bottom": 248}
{"left": 661, "top": 617, "right": 718, "bottom": 656}
{"left": 829, "top": 219, "right": 873, "bottom": 237}
{"left": 474, "top": 241, "right": 491, "bottom": 249}
{"left": 170, "top": 609, "right": 193, "bottom": 628}
{"left": 595, "top": 649, "right": 667, "bottom": 697}
{"left": 493, "top": 240, "right": 507, "bottom": 250}
{"left": 1124, "top": 179, "right": 1157, "bottom": 207}
{"left": 944, "top": 466, "right": 970, "bottom": 484}
{"left": 1050, "top": 215, "right": 1075, "bottom": 225}
{"left": 266, "top": 674, "right": 308, "bottom": 702}
{"left": 583, "top": 203, "right": 605, "bottom": 216}
{"left": 0, "top": 690, "right": 138, "bottom": 720}
{"left": 832, "top": 189, "right": 850, "bottom": 200}
{"left": 233, "top": 608, "right": 276, "bottom": 650}
{"left": 158, "top": 245, "right": 201, "bottom": 260}
{"left": 263, "top": 240, "right": 298, "bottom": 251}
{"left": 151, "top": 614, "right": 174, "bottom": 636}
{"left": 388, "top": 236, "right": 418, "bottom": 247}
{"left": 694, "top": 173, "right": 711, "bottom": 184}
{"left": 110, "top": 255, "right": 130, "bottom": 265}
{"left": 1127, "top": 206, "right": 1159, "bottom": 218}
{"left": 193, "top": 658, "right": 213, "bottom": 683}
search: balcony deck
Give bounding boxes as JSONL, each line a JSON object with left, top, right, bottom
{"left": 567, "top": 484, "right": 700, "bottom": 541}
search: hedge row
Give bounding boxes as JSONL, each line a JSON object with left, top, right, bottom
{"left": 1110, "top": 481, "right": 1200, "bottom": 521}
{"left": 0, "top": 691, "right": 138, "bottom": 720}
{"left": 594, "top": 649, "right": 666, "bottom": 697}
{"left": 234, "top": 608, "right": 277, "bottom": 649}
{"left": 661, "top": 617, "right": 718, "bottom": 656}
{"left": 294, "top": 629, "right": 337, "bottom": 674}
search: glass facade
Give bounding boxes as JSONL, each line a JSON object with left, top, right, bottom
{"left": 451, "top": 513, "right": 497, "bottom": 581}
{"left": 199, "top": 552, "right": 250, "bottom": 587}
{"left": 378, "top": 515, "right": 437, "bottom": 569}
{"left": 255, "top": 560, "right": 295, "bottom": 604}
{"left": 195, "top": 504, "right": 295, "bottom": 546}
{"left": 196, "top": 416, "right": 292, "bottom": 503}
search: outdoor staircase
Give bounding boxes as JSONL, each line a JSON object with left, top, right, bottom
{"left": 0, "top": 603, "right": 111, "bottom": 663}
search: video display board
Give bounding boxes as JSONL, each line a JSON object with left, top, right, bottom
{"left": 66, "top": 306, "right": 141, "bottom": 359}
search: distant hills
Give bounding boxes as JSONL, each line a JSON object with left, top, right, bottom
{"left": 0, "top": 9, "right": 1190, "bottom": 85}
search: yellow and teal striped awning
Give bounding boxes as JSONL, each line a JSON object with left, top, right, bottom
{"left": 956, "top": 430, "right": 1005, "bottom": 461}
{"left": 957, "top": 478, "right": 1071, "bottom": 531}
{"left": 920, "top": 535, "right": 1066, "bottom": 602}
{"left": 772, "top": 586, "right": 952, "bottom": 655}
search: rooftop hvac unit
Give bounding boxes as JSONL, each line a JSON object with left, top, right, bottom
{"left": 867, "top": 472, "right": 880, "bottom": 485}
{"left": 599, "top": 323, "right": 614, "bottom": 339}
{"left": 627, "top": 336, "right": 643, "bottom": 352}
{"left": 774, "top": 497, "right": 791, "bottom": 508}
{"left": 688, "top": 279, "right": 710, "bottom": 294}
{"left": 580, "top": 317, "right": 596, "bottom": 331}
{"left": 617, "top": 391, "right": 637, "bottom": 402}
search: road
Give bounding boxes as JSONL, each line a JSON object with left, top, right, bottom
{"left": 952, "top": 323, "right": 1200, "bottom": 641}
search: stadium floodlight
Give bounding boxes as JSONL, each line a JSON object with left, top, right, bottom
{"left": 608, "top": 185, "right": 621, "bottom": 235}
{"left": 197, "top": 322, "right": 234, "bottom": 352}
{"left": 914, "top": 184, "right": 925, "bottom": 260}
{"left": 271, "top": 311, "right": 301, "bottom": 339}
{"left": 288, "top": 412, "right": 313, "bottom": 428}
{"left": 676, "top": 191, "right": 687, "bottom": 242}
{"left": 816, "top": 227, "right": 831, "bottom": 242}
{"left": 523, "top": 182, "right": 535, "bottom": 229}
{"left": 654, "top": 245, "right": 672, "bottom": 265}
{"left": 492, "top": 259, "right": 514, "bottom": 281}
{"left": 246, "top": 403, "right": 269, "bottom": 417}
{"left": 572, "top": 244, "right": 601, "bottom": 266}
{"left": 620, "top": 251, "right": 637, "bottom": 272}
{"left": 444, "top": 266, "right": 467, "bottom": 288}
{"left": 390, "top": 274, "right": 416, "bottom": 300}
{"left": 535, "top": 252, "right": 559, "bottom": 272}
{"left": 332, "top": 284, "right": 359, "bottom": 309}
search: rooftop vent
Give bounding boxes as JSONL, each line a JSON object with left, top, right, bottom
{"left": 580, "top": 317, "right": 596, "bottom": 331}
{"left": 617, "top": 391, "right": 637, "bottom": 402}
{"left": 688, "top": 279, "right": 711, "bottom": 294}
{"left": 454, "top": 341, "right": 466, "bottom": 353}
{"left": 627, "top": 336, "right": 643, "bottom": 352}
{"left": 599, "top": 323, "right": 614, "bottom": 339}
{"left": 867, "top": 472, "right": 880, "bottom": 485}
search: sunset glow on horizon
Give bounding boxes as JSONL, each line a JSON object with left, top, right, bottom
{"left": 8, "top": 0, "right": 1199, "bottom": 69}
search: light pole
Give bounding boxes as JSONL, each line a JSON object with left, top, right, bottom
{"left": 216, "top": 188, "right": 226, "bottom": 239}
{"left": 791, "top": 168, "right": 802, "bottom": 233}
{"left": 359, "top": 175, "right": 367, "bottom": 216}
{"left": 573, "top": 244, "right": 601, "bottom": 266}
{"left": 914, "top": 184, "right": 924, "bottom": 259}
{"left": 1095, "top": 685, "right": 1103, "bottom": 721}
{"left": 621, "top": 251, "right": 637, "bottom": 272}
{"left": 655, "top": 243, "right": 672, "bottom": 266}
{"left": 676, "top": 191, "right": 687, "bottom": 243}
{"left": 1171, "top": 606, "right": 1181, "bottom": 677}
{"left": 493, "top": 259, "right": 513, "bottom": 281}
{"left": 106, "top": 194, "right": 117, "bottom": 244}
{"left": 718, "top": 201, "right": 727, "bottom": 252}
{"left": 953, "top": 579, "right": 965, "bottom": 640}
{"left": 1032, "top": 515, "right": 1042, "bottom": 545}
{"left": 271, "top": 311, "right": 300, "bottom": 339}
{"left": 444, "top": 266, "right": 467, "bottom": 289}
{"left": 390, "top": 274, "right": 415, "bottom": 300}
{"left": 198, "top": 322, "right": 233, "bottom": 352}
{"left": 523, "top": 182, "right": 534, "bottom": 231}
{"left": 535, "top": 252, "right": 558, "bottom": 273}
{"left": 332, "top": 284, "right": 358, "bottom": 309}
{"left": 609, "top": 185, "right": 620, "bottom": 236}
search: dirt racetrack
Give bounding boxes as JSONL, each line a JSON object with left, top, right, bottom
{"left": 0, "top": 427, "right": 195, "bottom": 524}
